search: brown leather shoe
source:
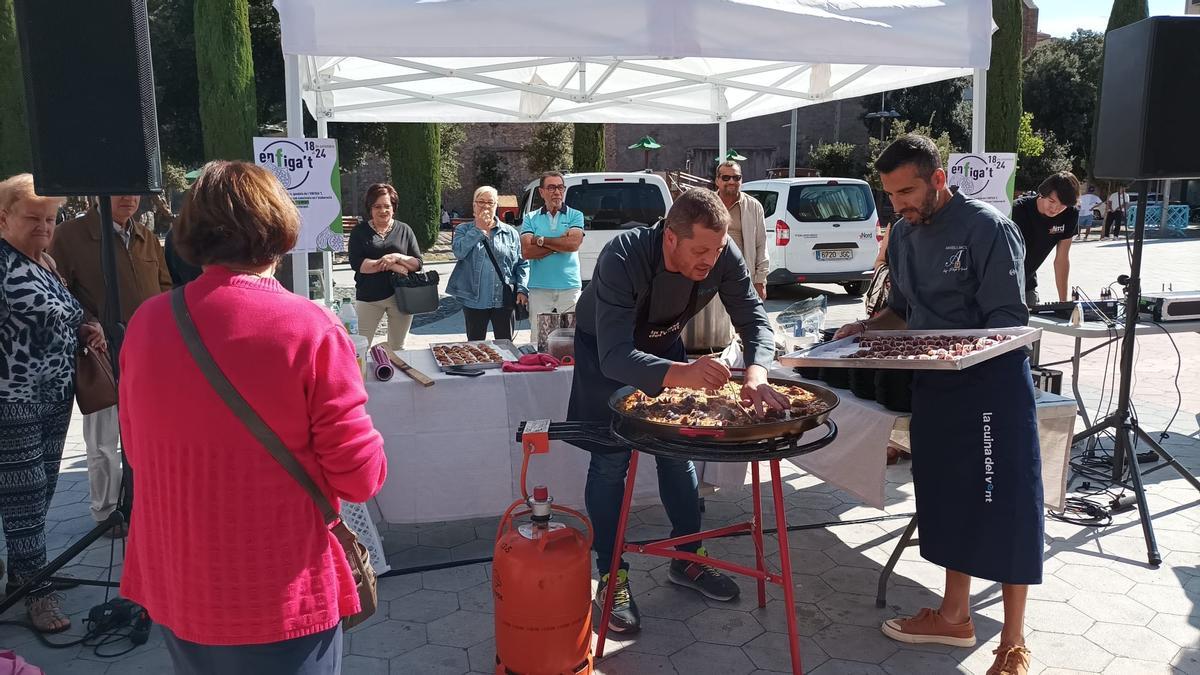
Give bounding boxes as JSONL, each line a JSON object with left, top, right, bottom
{"left": 881, "top": 607, "right": 976, "bottom": 647}
{"left": 986, "top": 644, "right": 1031, "bottom": 675}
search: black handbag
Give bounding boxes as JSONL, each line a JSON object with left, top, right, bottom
{"left": 393, "top": 270, "right": 440, "bottom": 314}
{"left": 481, "top": 236, "right": 529, "bottom": 322}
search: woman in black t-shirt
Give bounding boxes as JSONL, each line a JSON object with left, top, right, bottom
{"left": 348, "top": 183, "right": 423, "bottom": 350}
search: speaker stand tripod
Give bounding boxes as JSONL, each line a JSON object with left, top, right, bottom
{"left": 1070, "top": 184, "right": 1200, "bottom": 566}
{"left": 0, "top": 197, "right": 130, "bottom": 616}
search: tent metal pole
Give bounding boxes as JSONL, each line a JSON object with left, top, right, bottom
{"left": 285, "top": 53, "right": 310, "bottom": 298}
{"left": 718, "top": 121, "right": 728, "bottom": 169}
{"left": 717, "top": 86, "right": 728, "bottom": 168}
{"left": 971, "top": 67, "right": 986, "bottom": 154}
{"left": 789, "top": 108, "right": 798, "bottom": 178}
{"left": 317, "top": 117, "right": 334, "bottom": 305}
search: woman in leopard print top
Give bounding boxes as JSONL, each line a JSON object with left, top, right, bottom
{"left": 0, "top": 173, "right": 104, "bottom": 633}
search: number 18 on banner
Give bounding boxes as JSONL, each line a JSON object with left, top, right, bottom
{"left": 947, "top": 152, "right": 1018, "bottom": 217}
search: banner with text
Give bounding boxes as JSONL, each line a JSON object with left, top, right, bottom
{"left": 253, "top": 137, "right": 343, "bottom": 253}
{"left": 947, "top": 152, "right": 1017, "bottom": 217}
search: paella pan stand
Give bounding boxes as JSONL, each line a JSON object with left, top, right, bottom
{"left": 516, "top": 390, "right": 839, "bottom": 675}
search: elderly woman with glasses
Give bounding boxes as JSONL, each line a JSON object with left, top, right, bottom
{"left": 0, "top": 174, "right": 104, "bottom": 633}
{"left": 447, "top": 186, "right": 529, "bottom": 341}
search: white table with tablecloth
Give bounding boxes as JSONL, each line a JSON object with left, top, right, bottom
{"left": 365, "top": 349, "right": 1076, "bottom": 524}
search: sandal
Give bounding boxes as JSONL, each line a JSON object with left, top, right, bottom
{"left": 26, "top": 592, "right": 71, "bottom": 634}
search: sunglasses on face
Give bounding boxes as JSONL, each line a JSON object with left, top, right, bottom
{"left": 718, "top": 175, "right": 742, "bottom": 182}
{"left": 541, "top": 185, "right": 566, "bottom": 192}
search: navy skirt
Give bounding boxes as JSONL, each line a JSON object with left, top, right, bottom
{"left": 909, "top": 350, "right": 1044, "bottom": 585}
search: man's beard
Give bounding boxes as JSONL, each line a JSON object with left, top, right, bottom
{"left": 907, "top": 188, "right": 939, "bottom": 225}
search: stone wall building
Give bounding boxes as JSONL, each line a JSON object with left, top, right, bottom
{"left": 340, "top": 99, "right": 870, "bottom": 217}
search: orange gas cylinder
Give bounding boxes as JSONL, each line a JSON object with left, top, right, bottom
{"left": 493, "top": 485, "right": 593, "bottom": 675}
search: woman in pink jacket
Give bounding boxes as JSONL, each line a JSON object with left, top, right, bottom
{"left": 118, "top": 161, "right": 387, "bottom": 674}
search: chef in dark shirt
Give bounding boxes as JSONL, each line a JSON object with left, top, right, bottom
{"left": 1010, "top": 171, "right": 1080, "bottom": 305}
{"left": 569, "top": 189, "right": 785, "bottom": 636}
{"left": 835, "top": 135, "right": 1041, "bottom": 675}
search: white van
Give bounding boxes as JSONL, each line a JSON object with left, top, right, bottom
{"left": 518, "top": 172, "right": 673, "bottom": 282}
{"left": 742, "top": 177, "right": 881, "bottom": 295}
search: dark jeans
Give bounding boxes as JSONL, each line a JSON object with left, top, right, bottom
{"left": 462, "top": 306, "right": 514, "bottom": 341}
{"left": 162, "top": 624, "right": 343, "bottom": 675}
{"left": 585, "top": 449, "right": 701, "bottom": 575}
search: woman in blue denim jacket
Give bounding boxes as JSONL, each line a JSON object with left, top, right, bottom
{"left": 448, "top": 186, "right": 529, "bottom": 340}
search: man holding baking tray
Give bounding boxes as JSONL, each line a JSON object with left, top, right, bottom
{"left": 566, "top": 188, "right": 786, "bottom": 635}
{"left": 835, "top": 134, "right": 1041, "bottom": 675}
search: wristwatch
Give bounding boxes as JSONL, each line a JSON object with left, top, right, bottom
{"left": 536, "top": 235, "right": 545, "bottom": 247}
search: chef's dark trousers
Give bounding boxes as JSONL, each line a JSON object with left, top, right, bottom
{"left": 586, "top": 449, "right": 702, "bottom": 576}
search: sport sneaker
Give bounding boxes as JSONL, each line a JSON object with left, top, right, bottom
{"left": 881, "top": 607, "right": 976, "bottom": 647}
{"left": 668, "top": 547, "right": 740, "bottom": 602}
{"left": 595, "top": 569, "right": 641, "bottom": 634}
{"left": 986, "top": 644, "right": 1031, "bottom": 675}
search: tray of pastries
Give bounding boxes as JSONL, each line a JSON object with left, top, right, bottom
{"left": 429, "top": 340, "right": 518, "bottom": 371}
{"left": 779, "top": 327, "right": 1041, "bottom": 371}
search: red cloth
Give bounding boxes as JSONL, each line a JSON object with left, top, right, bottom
{"left": 118, "top": 267, "right": 387, "bottom": 646}
{"left": 501, "top": 353, "right": 561, "bottom": 372}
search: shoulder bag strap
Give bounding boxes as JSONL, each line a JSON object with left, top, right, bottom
{"left": 479, "top": 230, "right": 510, "bottom": 286}
{"left": 169, "top": 287, "right": 339, "bottom": 525}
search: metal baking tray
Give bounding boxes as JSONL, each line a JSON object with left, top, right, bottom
{"left": 429, "top": 339, "right": 520, "bottom": 372}
{"left": 778, "top": 327, "right": 1042, "bottom": 371}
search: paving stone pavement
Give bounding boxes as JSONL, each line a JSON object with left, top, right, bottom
{"left": 3, "top": 238, "right": 1200, "bottom": 673}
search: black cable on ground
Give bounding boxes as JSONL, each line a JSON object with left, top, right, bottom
{"left": 0, "top": 520, "right": 142, "bottom": 657}
{"left": 379, "top": 512, "right": 919, "bottom": 577}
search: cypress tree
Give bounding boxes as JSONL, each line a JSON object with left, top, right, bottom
{"left": 572, "top": 123, "right": 606, "bottom": 172}
{"left": 1107, "top": 0, "right": 1149, "bottom": 32}
{"left": 0, "top": 0, "right": 31, "bottom": 177}
{"left": 195, "top": 0, "right": 258, "bottom": 160}
{"left": 387, "top": 123, "right": 441, "bottom": 251}
{"left": 985, "top": 0, "right": 1023, "bottom": 154}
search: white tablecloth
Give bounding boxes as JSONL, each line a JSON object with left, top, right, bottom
{"left": 367, "top": 349, "right": 750, "bottom": 523}
{"left": 366, "top": 350, "right": 1076, "bottom": 523}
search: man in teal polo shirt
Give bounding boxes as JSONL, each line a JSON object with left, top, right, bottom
{"left": 520, "top": 171, "right": 586, "bottom": 322}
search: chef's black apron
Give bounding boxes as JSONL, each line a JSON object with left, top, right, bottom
{"left": 909, "top": 350, "right": 1043, "bottom": 585}
{"left": 566, "top": 282, "right": 702, "bottom": 449}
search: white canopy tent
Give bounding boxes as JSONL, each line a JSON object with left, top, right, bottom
{"left": 274, "top": 0, "right": 995, "bottom": 295}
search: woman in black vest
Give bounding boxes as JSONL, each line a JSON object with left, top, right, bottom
{"left": 347, "top": 183, "right": 423, "bottom": 350}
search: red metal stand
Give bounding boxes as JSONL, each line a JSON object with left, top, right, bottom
{"left": 595, "top": 451, "right": 805, "bottom": 674}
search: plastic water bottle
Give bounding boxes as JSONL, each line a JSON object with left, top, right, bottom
{"left": 339, "top": 300, "right": 359, "bottom": 335}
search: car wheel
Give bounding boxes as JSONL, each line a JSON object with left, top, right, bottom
{"left": 842, "top": 281, "right": 868, "bottom": 297}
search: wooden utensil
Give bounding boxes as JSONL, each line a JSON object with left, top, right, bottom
{"left": 387, "top": 351, "right": 435, "bottom": 387}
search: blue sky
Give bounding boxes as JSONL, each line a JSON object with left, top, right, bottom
{"left": 1036, "top": 0, "right": 1191, "bottom": 37}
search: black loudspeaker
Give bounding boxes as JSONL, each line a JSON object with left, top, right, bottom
{"left": 14, "top": 0, "right": 161, "bottom": 196}
{"left": 1094, "top": 16, "right": 1200, "bottom": 181}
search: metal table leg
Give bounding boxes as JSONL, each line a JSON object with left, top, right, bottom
{"left": 876, "top": 516, "right": 919, "bottom": 608}
{"left": 1069, "top": 336, "right": 1101, "bottom": 453}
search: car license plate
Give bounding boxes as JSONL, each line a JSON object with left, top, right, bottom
{"left": 816, "top": 249, "right": 853, "bottom": 261}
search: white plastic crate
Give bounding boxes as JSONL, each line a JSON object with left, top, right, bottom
{"left": 340, "top": 500, "right": 391, "bottom": 576}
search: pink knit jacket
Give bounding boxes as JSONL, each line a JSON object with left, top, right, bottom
{"left": 118, "top": 267, "right": 387, "bottom": 645}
